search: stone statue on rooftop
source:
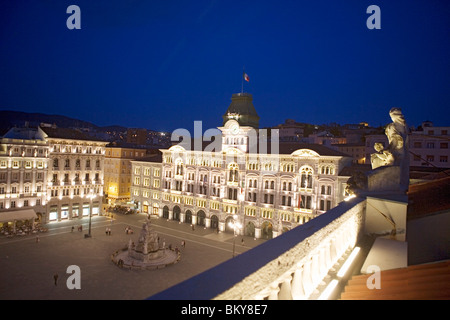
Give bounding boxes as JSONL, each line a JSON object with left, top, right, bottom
{"left": 348, "top": 107, "right": 410, "bottom": 195}
{"left": 370, "top": 142, "right": 394, "bottom": 169}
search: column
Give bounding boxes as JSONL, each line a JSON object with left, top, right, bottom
{"left": 311, "top": 253, "right": 321, "bottom": 287}
{"left": 318, "top": 247, "right": 327, "bottom": 280}
{"left": 302, "top": 258, "right": 313, "bottom": 298}
{"left": 291, "top": 268, "right": 306, "bottom": 300}
{"left": 255, "top": 227, "right": 261, "bottom": 239}
{"left": 268, "top": 285, "right": 280, "bottom": 300}
{"left": 324, "top": 241, "right": 333, "bottom": 271}
{"left": 205, "top": 217, "right": 211, "bottom": 228}
{"left": 278, "top": 276, "right": 293, "bottom": 300}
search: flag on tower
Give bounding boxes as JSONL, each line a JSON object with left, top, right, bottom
{"left": 243, "top": 72, "right": 249, "bottom": 82}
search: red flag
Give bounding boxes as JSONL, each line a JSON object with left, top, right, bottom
{"left": 298, "top": 195, "right": 302, "bottom": 208}
{"left": 243, "top": 73, "right": 249, "bottom": 82}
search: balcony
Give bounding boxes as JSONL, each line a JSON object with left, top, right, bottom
{"left": 150, "top": 197, "right": 366, "bottom": 300}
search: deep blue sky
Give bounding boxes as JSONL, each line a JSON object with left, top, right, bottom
{"left": 0, "top": 0, "right": 449, "bottom": 132}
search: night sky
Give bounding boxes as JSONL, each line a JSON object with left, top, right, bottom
{"left": 0, "top": 0, "right": 449, "bottom": 132}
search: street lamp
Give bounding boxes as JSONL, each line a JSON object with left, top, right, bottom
{"left": 85, "top": 189, "right": 96, "bottom": 238}
{"left": 228, "top": 214, "right": 242, "bottom": 258}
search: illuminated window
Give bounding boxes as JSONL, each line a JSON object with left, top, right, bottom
{"left": 228, "top": 163, "right": 239, "bottom": 182}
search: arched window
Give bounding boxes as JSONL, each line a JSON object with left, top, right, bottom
{"left": 300, "top": 166, "right": 313, "bottom": 189}
{"left": 228, "top": 163, "right": 239, "bottom": 182}
{"left": 175, "top": 159, "right": 184, "bottom": 175}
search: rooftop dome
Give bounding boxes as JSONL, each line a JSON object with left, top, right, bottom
{"left": 222, "top": 93, "right": 260, "bottom": 128}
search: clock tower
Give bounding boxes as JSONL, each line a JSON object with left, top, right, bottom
{"left": 222, "top": 93, "right": 260, "bottom": 129}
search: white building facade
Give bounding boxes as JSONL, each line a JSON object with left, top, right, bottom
{"left": 131, "top": 93, "right": 352, "bottom": 239}
{"left": 0, "top": 127, "right": 50, "bottom": 222}
{"left": 43, "top": 129, "right": 108, "bottom": 222}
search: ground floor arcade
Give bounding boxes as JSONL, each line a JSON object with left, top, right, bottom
{"left": 155, "top": 204, "right": 315, "bottom": 240}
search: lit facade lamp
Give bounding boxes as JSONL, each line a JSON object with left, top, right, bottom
{"left": 228, "top": 214, "right": 242, "bottom": 258}
{"left": 85, "top": 189, "right": 96, "bottom": 238}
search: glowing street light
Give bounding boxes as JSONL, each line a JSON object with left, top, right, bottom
{"left": 228, "top": 214, "right": 242, "bottom": 258}
{"left": 85, "top": 189, "right": 96, "bottom": 238}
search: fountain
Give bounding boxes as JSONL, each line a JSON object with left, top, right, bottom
{"left": 112, "top": 218, "right": 180, "bottom": 270}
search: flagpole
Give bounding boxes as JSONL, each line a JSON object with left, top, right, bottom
{"left": 241, "top": 67, "right": 244, "bottom": 94}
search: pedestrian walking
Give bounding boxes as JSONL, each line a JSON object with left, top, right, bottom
{"left": 181, "top": 240, "right": 185, "bottom": 248}
{"left": 36, "top": 235, "right": 40, "bottom": 243}
{"left": 71, "top": 226, "right": 74, "bottom": 232}
{"left": 241, "top": 238, "right": 245, "bottom": 246}
{"left": 53, "top": 273, "right": 58, "bottom": 286}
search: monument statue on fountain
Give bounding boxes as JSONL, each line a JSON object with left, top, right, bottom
{"left": 112, "top": 217, "right": 180, "bottom": 269}
{"left": 127, "top": 218, "right": 163, "bottom": 262}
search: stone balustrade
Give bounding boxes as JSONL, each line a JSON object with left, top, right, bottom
{"left": 149, "top": 197, "right": 366, "bottom": 300}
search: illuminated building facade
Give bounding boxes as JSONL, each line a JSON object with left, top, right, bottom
{"left": 0, "top": 126, "right": 50, "bottom": 222}
{"left": 41, "top": 127, "right": 108, "bottom": 222}
{"left": 104, "top": 144, "right": 153, "bottom": 205}
{"left": 131, "top": 93, "right": 353, "bottom": 239}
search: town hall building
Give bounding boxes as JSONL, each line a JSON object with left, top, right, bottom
{"left": 131, "top": 93, "right": 353, "bottom": 239}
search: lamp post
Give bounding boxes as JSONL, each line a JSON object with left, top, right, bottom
{"left": 228, "top": 214, "right": 242, "bottom": 258}
{"left": 85, "top": 189, "right": 96, "bottom": 238}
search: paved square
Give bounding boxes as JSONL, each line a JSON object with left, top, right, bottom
{"left": 0, "top": 214, "right": 265, "bottom": 300}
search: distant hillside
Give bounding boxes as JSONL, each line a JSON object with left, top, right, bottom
{"left": 0, "top": 110, "right": 127, "bottom": 133}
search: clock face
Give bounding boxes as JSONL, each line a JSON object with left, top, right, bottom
{"left": 231, "top": 124, "right": 239, "bottom": 134}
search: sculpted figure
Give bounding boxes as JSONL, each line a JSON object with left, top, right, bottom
{"left": 370, "top": 142, "right": 394, "bottom": 169}
{"left": 385, "top": 108, "right": 408, "bottom": 164}
{"left": 349, "top": 107, "right": 410, "bottom": 195}
{"left": 385, "top": 107, "right": 410, "bottom": 191}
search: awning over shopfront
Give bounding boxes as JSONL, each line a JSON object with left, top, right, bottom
{"left": 0, "top": 209, "right": 37, "bottom": 223}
